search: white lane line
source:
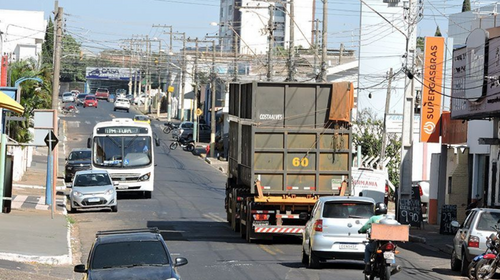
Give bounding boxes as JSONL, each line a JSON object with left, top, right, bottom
{"left": 203, "top": 213, "right": 226, "bottom": 223}
{"left": 11, "top": 195, "right": 27, "bottom": 209}
{"left": 35, "top": 196, "right": 49, "bottom": 210}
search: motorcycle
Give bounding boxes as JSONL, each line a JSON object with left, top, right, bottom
{"left": 468, "top": 233, "right": 498, "bottom": 280}
{"left": 61, "top": 104, "right": 79, "bottom": 115}
{"left": 169, "top": 136, "right": 195, "bottom": 152}
{"left": 474, "top": 226, "right": 500, "bottom": 280}
{"left": 364, "top": 240, "right": 402, "bottom": 280}
{"left": 363, "top": 216, "right": 403, "bottom": 280}
{"left": 163, "top": 122, "right": 177, "bottom": 134}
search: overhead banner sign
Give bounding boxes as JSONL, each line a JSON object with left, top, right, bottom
{"left": 421, "top": 37, "right": 444, "bottom": 143}
{"left": 86, "top": 67, "right": 138, "bottom": 80}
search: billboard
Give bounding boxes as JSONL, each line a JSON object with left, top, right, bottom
{"left": 420, "top": 37, "right": 444, "bottom": 143}
{"left": 451, "top": 36, "right": 500, "bottom": 119}
{"left": 86, "top": 67, "right": 138, "bottom": 81}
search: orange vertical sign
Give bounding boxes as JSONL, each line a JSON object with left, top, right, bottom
{"left": 420, "top": 37, "right": 444, "bottom": 143}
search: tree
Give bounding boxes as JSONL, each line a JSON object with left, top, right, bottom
{"left": 416, "top": 37, "right": 424, "bottom": 52}
{"left": 41, "top": 18, "right": 54, "bottom": 67}
{"left": 352, "top": 109, "right": 401, "bottom": 189}
{"left": 6, "top": 59, "right": 52, "bottom": 142}
{"left": 462, "top": 0, "right": 471, "bottom": 12}
{"left": 435, "top": 26, "right": 442, "bottom": 37}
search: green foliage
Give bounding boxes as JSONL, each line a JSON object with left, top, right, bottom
{"left": 60, "top": 34, "right": 87, "bottom": 82}
{"left": 41, "top": 18, "right": 54, "bottom": 67}
{"left": 6, "top": 59, "right": 52, "bottom": 142}
{"left": 435, "top": 26, "right": 442, "bottom": 37}
{"left": 416, "top": 37, "right": 424, "bottom": 52}
{"left": 462, "top": 0, "right": 471, "bottom": 12}
{"left": 352, "top": 109, "right": 402, "bottom": 189}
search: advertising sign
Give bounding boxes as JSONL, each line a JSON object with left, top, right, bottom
{"left": 86, "top": 67, "right": 138, "bottom": 80}
{"left": 451, "top": 35, "right": 500, "bottom": 119}
{"left": 421, "top": 37, "right": 444, "bottom": 143}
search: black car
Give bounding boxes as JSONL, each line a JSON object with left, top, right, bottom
{"left": 75, "top": 93, "right": 88, "bottom": 106}
{"left": 65, "top": 148, "right": 91, "bottom": 182}
{"left": 74, "top": 228, "right": 188, "bottom": 280}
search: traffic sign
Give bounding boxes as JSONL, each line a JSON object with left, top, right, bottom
{"left": 44, "top": 131, "right": 59, "bottom": 151}
{"left": 196, "top": 108, "right": 203, "bottom": 116}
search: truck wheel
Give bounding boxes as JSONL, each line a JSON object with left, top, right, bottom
{"left": 245, "top": 201, "right": 253, "bottom": 243}
{"left": 230, "top": 189, "right": 240, "bottom": 232}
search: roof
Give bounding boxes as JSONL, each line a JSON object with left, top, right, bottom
{"left": 318, "top": 196, "right": 376, "bottom": 204}
{"left": 69, "top": 148, "right": 91, "bottom": 152}
{"left": 74, "top": 169, "right": 109, "bottom": 176}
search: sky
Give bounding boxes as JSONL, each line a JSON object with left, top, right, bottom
{"left": 0, "top": 0, "right": 483, "bottom": 55}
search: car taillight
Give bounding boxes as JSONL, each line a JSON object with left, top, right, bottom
{"left": 381, "top": 242, "right": 395, "bottom": 251}
{"left": 468, "top": 235, "right": 480, "bottom": 248}
{"left": 314, "top": 219, "right": 323, "bottom": 232}
{"left": 385, "top": 184, "right": 389, "bottom": 194}
{"left": 419, "top": 185, "right": 423, "bottom": 197}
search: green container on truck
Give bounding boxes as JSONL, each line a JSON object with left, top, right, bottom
{"left": 225, "top": 81, "right": 354, "bottom": 242}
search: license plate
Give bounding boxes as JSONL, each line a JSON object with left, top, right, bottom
{"left": 383, "top": 252, "right": 395, "bottom": 260}
{"left": 117, "top": 185, "right": 128, "bottom": 190}
{"left": 88, "top": 198, "right": 100, "bottom": 202}
{"left": 339, "top": 244, "right": 357, "bottom": 250}
{"left": 88, "top": 104, "right": 93, "bottom": 106}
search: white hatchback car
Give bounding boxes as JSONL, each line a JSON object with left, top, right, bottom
{"left": 62, "top": 92, "right": 75, "bottom": 103}
{"left": 302, "top": 196, "right": 376, "bottom": 268}
{"left": 114, "top": 98, "right": 130, "bottom": 112}
{"left": 67, "top": 170, "right": 117, "bottom": 213}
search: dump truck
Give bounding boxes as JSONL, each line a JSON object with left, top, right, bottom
{"left": 225, "top": 81, "right": 354, "bottom": 242}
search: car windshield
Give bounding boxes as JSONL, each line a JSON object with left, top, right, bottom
{"left": 323, "top": 202, "right": 374, "bottom": 218}
{"left": 73, "top": 173, "right": 111, "bottom": 187}
{"left": 63, "top": 93, "right": 72, "bottom": 96}
{"left": 135, "top": 116, "right": 148, "bottom": 121}
{"left": 182, "top": 123, "right": 193, "bottom": 129}
{"left": 91, "top": 241, "right": 169, "bottom": 269}
{"left": 116, "top": 99, "right": 128, "bottom": 103}
{"left": 77, "top": 94, "right": 87, "bottom": 98}
{"left": 476, "top": 211, "right": 500, "bottom": 231}
{"left": 86, "top": 96, "right": 96, "bottom": 100}
{"left": 93, "top": 136, "right": 152, "bottom": 168}
{"left": 69, "top": 150, "right": 91, "bottom": 161}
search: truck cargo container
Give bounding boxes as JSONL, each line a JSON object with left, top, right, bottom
{"left": 225, "top": 81, "right": 354, "bottom": 242}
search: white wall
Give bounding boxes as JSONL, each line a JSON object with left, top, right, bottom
{"left": 0, "top": 10, "right": 45, "bottom": 61}
{"left": 468, "top": 120, "right": 492, "bottom": 154}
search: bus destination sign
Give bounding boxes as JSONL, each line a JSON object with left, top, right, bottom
{"left": 97, "top": 127, "right": 149, "bottom": 134}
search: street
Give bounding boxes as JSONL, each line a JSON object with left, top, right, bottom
{"left": 36, "top": 102, "right": 463, "bottom": 280}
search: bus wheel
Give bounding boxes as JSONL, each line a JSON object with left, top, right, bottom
{"left": 144, "top": 191, "right": 152, "bottom": 199}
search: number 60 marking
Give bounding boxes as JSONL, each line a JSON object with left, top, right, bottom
{"left": 292, "top": 157, "right": 309, "bottom": 167}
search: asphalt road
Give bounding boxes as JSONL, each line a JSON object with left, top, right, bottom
{"left": 4, "top": 100, "right": 467, "bottom": 280}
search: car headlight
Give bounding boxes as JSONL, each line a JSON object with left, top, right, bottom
{"left": 67, "top": 166, "right": 73, "bottom": 170}
{"left": 105, "top": 189, "right": 114, "bottom": 195}
{"left": 73, "top": 191, "right": 83, "bottom": 197}
{"left": 139, "top": 173, "right": 151, "bottom": 181}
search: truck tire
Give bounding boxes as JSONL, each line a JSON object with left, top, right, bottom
{"left": 245, "top": 201, "right": 253, "bottom": 243}
{"left": 230, "top": 188, "right": 240, "bottom": 232}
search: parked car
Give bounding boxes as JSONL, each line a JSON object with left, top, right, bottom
{"left": 67, "top": 170, "right": 117, "bottom": 213}
{"left": 65, "top": 148, "right": 91, "bottom": 182}
{"left": 75, "top": 93, "right": 88, "bottom": 106}
{"left": 125, "top": 94, "right": 134, "bottom": 103}
{"left": 115, "top": 89, "right": 126, "bottom": 98}
{"left": 302, "top": 196, "right": 376, "bottom": 268}
{"left": 73, "top": 227, "right": 188, "bottom": 280}
{"left": 133, "top": 115, "right": 150, "bottom": 125}
{"left": 62, "top": 92, "right": 75, "bottom": 103}
{"left": 171, "top": 121, "right": 193, "bottom": 140}
{"left": 71, "top": 90, "right": 80, "bottom": 99}
{"left": 450, "top": 208, "right": 500, "bottom": 275}
{"left": 83, "top": 95, "right": 98, "bottom": 108}
{"left": 113, "top": 97, "right": 130, "bottom": 112}
{"left": 172, "top": 122, "right": 211, "bottom": 142}
{"left": 95, "top": 88, "right": 110, "bottom": 101}
{"left": 133, "top": 93, "right": 149, "bottom": 105}
{"left": 413, "top": 180, "right": 430, "bottom": 216}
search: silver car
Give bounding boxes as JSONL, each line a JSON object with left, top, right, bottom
{"left": 62, "top": 92, "right": 75, "bottom": 103}
{"left": 451, "top": 208, "right": 500, "bottom": 275}
{"left": 67, "top": 170, "right": 117, "bottom": 213}
{"left": 302, "top": 196, "right": 375, "bottom": 268}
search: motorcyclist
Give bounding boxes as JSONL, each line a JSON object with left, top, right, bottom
{"left": 358, "top": 202, "right": 388, "bottom": 274}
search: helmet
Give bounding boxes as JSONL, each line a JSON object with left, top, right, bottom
{"left": 375, "top": 202, "right": 388, "bottom": 215}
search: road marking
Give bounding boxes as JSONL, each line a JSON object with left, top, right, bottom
{"left": 203, "top": 213, "right": 226, "bottom": 223}
{"left": 35, "top": 196, "right": 49, "bottom": 210}
{"left": 11, "top": 195, "right": 27, "bottom": 209}
{"left": 258, "top": 244, "right": 276, "bottom": 256}
{"left": 85, "top": 121, "right": 91, "bottom": 125}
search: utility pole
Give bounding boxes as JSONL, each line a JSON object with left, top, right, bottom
{"left": 318, "top": 0, "right": 327, "bottom": 82}
{"left": 144, "top": 35, "right": 150, "bottom": 113}
{"left": 209, "top": 40, "right": 216, "bottom": 158}
{"left": 314, "top": 19, "right": 319, "bottom": 77}
{"left": 153, "top": 24, "right": 174, "bottom": 120}
{"left": 233, "top": 27, "right": 238, "bottom": 82}
{"left": 156, "top": 39, "right": 162, "bottom": 118}
{"left": 380, "top": 68, "right": 393, "bottom": 168}
{"left": 180, "top": 33, "right": 187, "bottom": 121}
{"left": 187, "top": 37, "right": 199, "bottom": 140}
{"left": 267, "top": 4, "right": 275, "bottom": 81}
{"left": 287, "top": 0, "right": 295, "bottom": 81}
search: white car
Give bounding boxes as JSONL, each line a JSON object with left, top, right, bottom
{"left": 133, "top": 94, "right": 149, "bottom": 106}
{"left": 67, "top": 170, "right": 117, "bottom": 213}
{"left": 113, "top": 98, "right": 130, "bottom": 113}
{"left": 62, "top": 92, "right": 75, "bottom": 103}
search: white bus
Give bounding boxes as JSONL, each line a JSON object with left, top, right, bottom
{"left": 88, "top": 118, "right": 160, "bottom": 198}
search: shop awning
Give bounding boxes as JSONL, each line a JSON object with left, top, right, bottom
{"left": 0, "top": 91, "right": 24, "bottom": 114}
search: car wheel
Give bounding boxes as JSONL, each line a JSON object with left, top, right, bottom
{"left": 113, "top": 108, "right": 116, "bottom": 111}
{"left": 83, "top": 105, "right": 86, "bottom": 108}
{"left": 69, "top": 204, "right": 77, "bottom": 214}
{"left": 460, "top": 251, "right": 470, "bottom": 276}
{"left": 111, "top": 205, "right": 118, "bottom": 212}
{"left": 451, "top": 249, "right": 461, "bottom": 271}
{"left": 127, "top": 109, "right": 129, "bottom": 113}
{"left": 301, "top": 247, "right": 308, "bottom": 265}
{"left": 308, "top": 247, "right": 320, "bottom": 269}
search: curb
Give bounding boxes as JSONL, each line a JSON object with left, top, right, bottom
{"left": 409, "top": 234, "right": 426, "bottom": 244}
{"left": 13, "top": 183, "right": 66, "bottom": 191}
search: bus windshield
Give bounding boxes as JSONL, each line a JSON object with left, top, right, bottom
{"left": 93, "top": 136, "right": 152, "bottom": 168}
